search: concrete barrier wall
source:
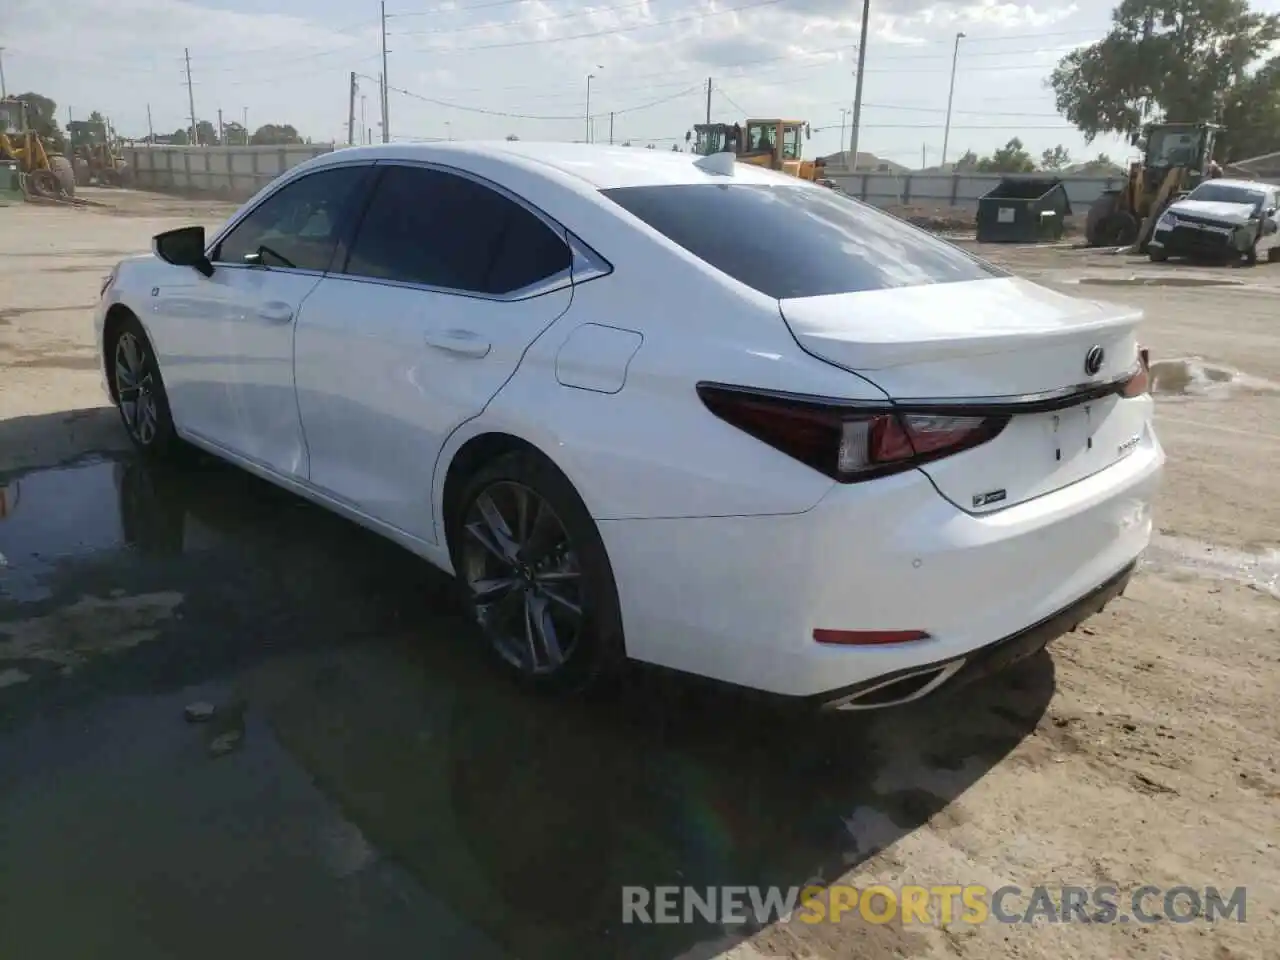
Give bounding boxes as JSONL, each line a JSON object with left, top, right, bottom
{"left": 122, "top": 145, "right": 1124, "bottom": 215}
{"left": 124, "top": 144, "right": 336, "bottom": 199}
{"left": 824, "top": 170, "right": 1123, "bottom": 215}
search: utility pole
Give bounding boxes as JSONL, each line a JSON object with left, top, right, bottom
{"left": 361, "top": 96, "right": 367, "bottom": 145}
{"left": 839, "top": 107, "right": 849, "bottom": 156}
{"left": 68, "top": 106, "right": 73, "bottom": 127}
{"left": 184, "top": 47, "right": 198, "bottom": 146}
{"left": 380, "top": 1, "right": 390, "bottom": 142}
{"left": 849, "top": 0, "right": 870, "bottom": 170}
{"left": 941, "top": 32, "right": 965, "bottom": 167}
{"left": 348, "top": 71, "right": 357, "bottom": 146}
{"left": 146, "top": 103, "right": 154, "bottom": 143}
{"left": 922, "top": 143, "right": 926, "bottom": 169}
{"left": 705, "top": 77, "right": 712, "bottom": 124}
{"left": 585, "top": 72, "right": 595, "bottom": 143}
{"left": 609, "top": 111, "right": 614, "bottom": 145}
{"left": 242, "top": 107, "right": 248, "bottom": 144}
{"left": 218, "top": 107, "right": 224, "bottom": 145}
{"left": 378, "top": 72, "right": 386, "bottom": 144}
{"left": 0, "top": 47, "right": 6, "bottom": 99}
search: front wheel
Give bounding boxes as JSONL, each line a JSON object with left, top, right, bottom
{"left": 1149, "top": 247, "right": 1168, "bottom": 263}
{"left": 109, "top": 315, "right": 181, "bottom": 458}
{"left": 449, "top": 451, "right": 625, "bottom": 693}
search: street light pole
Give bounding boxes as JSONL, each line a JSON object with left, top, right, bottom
{"left": 941, "top": 31, "right": 965, "bottom": 167}
{"left": 585, "top": 64, "right": 603, "bottom": 143}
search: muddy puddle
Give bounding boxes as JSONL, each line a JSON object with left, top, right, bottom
{"left": 0, "top": 457, "right": 219, "bottom": 602}
{"left": 1143, "top": 534, "right": 1280, "bottom": 599}
{"left": 1148, "top": 357, "right": 1280, "bottom": 399}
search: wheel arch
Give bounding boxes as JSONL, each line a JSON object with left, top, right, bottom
{"left": 435, "top": 426, "right": 600, "bottom": 552}
{"left": 101, "top": 303, "right": 145, "bottom": 403}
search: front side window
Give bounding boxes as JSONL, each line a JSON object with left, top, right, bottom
{"left": 341, "top": 165, "right": 571, "bottom": 296}
{"left": 603, "top": 183, "right": 1004, "bottom": 300}
{"left": 214, "top": 165, "right": 370, "bottom": 272}
{"left": 782, "top": 126, "right": 802, "bottom": 161}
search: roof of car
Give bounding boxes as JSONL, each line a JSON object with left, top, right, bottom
{"left": 311, "top": 140, "right": 802, "bottom": 190}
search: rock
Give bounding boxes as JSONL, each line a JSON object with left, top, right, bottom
{"left": 208, "top": 729, "right": 243, "bottom": 757}
{"left": 184, "top": 701, "right": 216, "bottom": 723}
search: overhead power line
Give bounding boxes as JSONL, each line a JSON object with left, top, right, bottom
{"left": 386, "top": 80, "right": 703, "bottom": 121}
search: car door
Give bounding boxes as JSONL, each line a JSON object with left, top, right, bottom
{"left": 293, "top": 162, "right": 575, "bottom": 544}
{"left": 160, "top": 163, "right": 373, "bottom": 476}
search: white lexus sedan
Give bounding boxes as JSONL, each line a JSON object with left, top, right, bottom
{"left": 94, "top": 142, "right": 1163, "bottom": 709}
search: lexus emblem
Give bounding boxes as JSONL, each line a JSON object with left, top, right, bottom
{"left": 1084, "top": 345, "right": 1105, "bottom": 376}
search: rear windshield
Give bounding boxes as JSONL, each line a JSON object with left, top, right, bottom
{"left": 1187, "top": 183, "right": 1265, "bottom": 206}
{"left": 601, "top": 183, "right": 1004, "bottom": 299}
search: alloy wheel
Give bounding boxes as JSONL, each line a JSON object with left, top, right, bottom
{"left": 460, "top": 481, "right": 584, "bottom": 675}
{"left": 114, "top": 331, "right": 159, "bottom": 446}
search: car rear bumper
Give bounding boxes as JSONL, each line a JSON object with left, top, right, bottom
{"left": 598, "top": 430, "right": 1163, "bottom": 702}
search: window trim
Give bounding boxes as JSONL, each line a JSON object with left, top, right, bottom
{"left": 205, "top": 159, "right": 377, "bottom": 278}
{"left": 331, "top": 158, "right": 610, "bottom": 302}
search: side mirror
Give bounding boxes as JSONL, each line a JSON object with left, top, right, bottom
{"left": 153, "top": 226, "right": 213, "bottom": 278}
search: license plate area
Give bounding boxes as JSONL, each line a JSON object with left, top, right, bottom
{"left": 1045, "top": 403, "right": 1095, "bottom": 463}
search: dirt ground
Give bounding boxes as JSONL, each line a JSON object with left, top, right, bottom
{"left": 0, "top": 190, "right": 1276, "bottom": 960}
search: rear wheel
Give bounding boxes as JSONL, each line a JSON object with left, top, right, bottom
{"left": 449, "top": 451, "right": 625, "bottom": 693}
{"left": 1148, "top": 247, "right": 1168, "bottom": 263}
{"left": 25, "top": 169, "right": 59, "bottom": 198}
{"left": 108, "top": 314, "right": 180, "bottom": 458}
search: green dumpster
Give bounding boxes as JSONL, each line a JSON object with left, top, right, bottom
{"left": 976, "top": 177, "right": 1073, "bottom": 243}
{"left": 0, "top": 161, "right": 21, "bottom": 205}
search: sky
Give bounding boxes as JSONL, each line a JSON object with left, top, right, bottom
{"left": 2, "top": 0, "right": 1246, "bottom": 170}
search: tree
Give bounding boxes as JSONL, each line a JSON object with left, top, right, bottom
{"left": 975, "top": 138, "right": 1036, "bottom": 173}
{"left": 953, "top": 149, "right": 979, "bottom": 172}
{"left": 250, "top": 123, "right": 303, "bottom": 146}
{"left": 671, "top": 143, "right": 680, "bottom": 151}
{"left": 505, "top": 133, "right": 520, "bottom": 141}
{"left": 222, "top": 121, "right": 248, "bottom": 146}
{"left": 621, "top": 140, "right": 632, "bottom": 147}
{"left": 168, "top": 128, "right": 190, "bottom": 145}
{"left": 12, "top": 91, "right": 66, "bottom": 153}
{"left": 646, "top": 143, "right": 655, "bottom": 149}
{"left": 195, "top": 120, "right": 218, "bottom": 146}
{"left": 1040, "top": 144, "right": 1072, "bottom": 170}
{"left": 1049, "top": 0, "right": 1280, "bottom": 160}
{"left": 88, "top": 110, "right": 105, "bottom": 123}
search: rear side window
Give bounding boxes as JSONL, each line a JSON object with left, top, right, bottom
{"left": 601, "top": 183, "right": 1003, "bottom": 299}
{"left": 342, "top": 165, "right": 570, "bottom": 295}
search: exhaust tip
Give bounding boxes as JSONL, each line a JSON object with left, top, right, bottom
{"left": 830, "top": 660, "right": 965, "bottom": 711}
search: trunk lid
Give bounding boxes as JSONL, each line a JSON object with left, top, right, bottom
{"left": 778, "top": 276, "right": 1151, "bottom": 513}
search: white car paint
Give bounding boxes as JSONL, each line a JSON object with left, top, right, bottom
{"left": 95, "top": 141, "right": 1163, "bottom": 706}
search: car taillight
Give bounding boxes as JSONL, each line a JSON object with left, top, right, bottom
{"left": 696, "top": 384, "right": 1008, "bottom": 483}
{"left": 1121, "top": 345, "right": 1152, "bottom": 398}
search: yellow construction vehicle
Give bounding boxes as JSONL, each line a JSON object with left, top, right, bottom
{"left": 1084, "top": 120, "right": 1220, "bottom": 249}
{"left": 687, "top": 118, "right": 825, "bottom": 181}
{"left": 69, "top": 119, "right": 130, "bottom": 187}
{"left": 0, "top": 98, "right": 75, "bottom": 198}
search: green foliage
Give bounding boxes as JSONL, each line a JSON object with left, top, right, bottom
{"left": 1049, "top": 0, "right": 1280, "bottom": 160}
{"left": 1040, "top": 144, "right": 1072, "bottom": 170}
{"left": 250, "top": 123, "right": 304, "bottom": 146}
{"left": 11, "top": 91, "right": 65, "bottom": 153}
{"left": 975, "top": 138, "right": 1036, "bottom": 173}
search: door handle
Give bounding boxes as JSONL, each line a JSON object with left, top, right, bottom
{"left": 257, "top": 302, "right": 295, "bottom": 324}
{"left": 423, "top": 328, "right": 491, "bottom": 358}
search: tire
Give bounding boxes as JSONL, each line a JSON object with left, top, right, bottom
{"left": 107, "top": 313, "right": 181, "bottom": 459}
{"left": 47, "top": 154, "right": 75, "bottom": 197}
{"left": 1268, "top": 246, "right": 1280, "bottom": 264}
{"left": 25, "top": 169, "right": 59, "bottom": 198}
{"left": 1084, "top": 193, "right": 1120, "bottom": 246}
{"left": 1244, "top": 242, "right": 1258, "bottom": 267}
{"left": 1106, "top": 211, "right": 1140, "bottom": 246}
{"left": 1148, "top": 248, "right": 1168, "bottom": 263}
{"left": 448, "top": 450, "right": 625, "bottom": 693}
